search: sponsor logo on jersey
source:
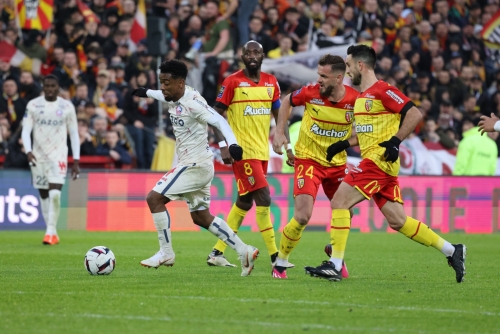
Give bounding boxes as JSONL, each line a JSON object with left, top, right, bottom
{"left": 36, "top": 119, "right": 64, "bottom": 126}
{"left": 56, "top": 110, "right": 63, "bottom": 117}
{"left": 386, "top": 90, "right": 404, "bottom": 104}
{"left": 293, "top": 88, "right": 302, "bottom": 96}
{"left": 217, "top": 86, "right": 225, "bottom": 99}
{"left": 345, "top": 111, "right": 354, "bottom": 122}
{"left": 248, "top": 176, "right": 255, "bottom": 186}
{"left": 365, "top": 94, "right": 375, "bottom": 98}
{"left": 310, "top": 98, "right": 325, "bottom": 105}
{"left": 311, "top": 107, "right": 320, "bottom": 115}
{"left": 365, "top": 100, "right": 373, "bottom": 111}
{"left": 267, "top": 88, "right": 272, "bottom": 98}
{"left": 58, "top": 161, "right": 67, "bottom": 171}
{"left": 239, "top": 82, "right": 251, "bottom": 87}
{"left": 355, "top": 124, "right": 373, "bottom": 133}
{"left": 265, "top": 82, "right": 274, "bottom": 87}
{"left": 176, "top": 105, "right": 183, "bottom": 115}
{"left": 244, "top": 105, "right": 271, "bottom": 116}
{"left": 297, "top": 178, "right": 304, "bottom": 189}
{"left": 310, "top": 123, "right": 348, "bottom": 138}
{"left": 170, "top": 114, "right": 185, "bottom": 126}
{"left": 344, "top": 104, "right": 354, "bottom": 109}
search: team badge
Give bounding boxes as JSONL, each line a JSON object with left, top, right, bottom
{"left": 345, "top": 111, "right": 354, "bottom": 122}
{"left": 267, "top": 88, "right": 272, "bottom": 98}
{"left": 217, "top": 86, "right": 225, "bottom": 99}
{"left": 365, "top": 100, "right": 373, "bottom": 112}
{"left": 56, "top": 110, "right": 63, "bottom": 116}
{"left": 248, "top": 176, "right": 255, "bottom": 185}
{"left": 297, "top": 178, "right": 304, "bottom": 189}
{"left": 175, "top": 105, "right": 182, "bottom": 115}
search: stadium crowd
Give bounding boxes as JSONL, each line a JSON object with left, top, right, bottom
{"left": 0, "top": 0, "right": 500, "bottom": 170}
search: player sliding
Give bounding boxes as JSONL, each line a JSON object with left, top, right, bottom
{"left": 206, "top": 40, "right": 294, "bottom": 268}
{"left": 272, "top": 54, "right": 358, "bottom": 279}
{"left": 132, "top": 60, "right": 259, "bottom": 276}
{"left": 22, "top": 75, "right": 80, "bottom": 245}
{"left": 304, "top": 45, "right": 466, "bottom": 283}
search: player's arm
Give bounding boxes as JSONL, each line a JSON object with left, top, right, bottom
{"left": 272, "top": 93, "right": 293, "bottom": 155}
{"left": 67, "top": 105, "right": 80, "bottom": 180}
{"left": 132, "top": 88, "right": 167, "bottom": 102}
{"left": 478, "top": 113, "right": 500, "bottom": 135}
{"left": 379, "top": 86, "right": 420, "bottom": 163}
{"left": 271, "top": 104, "right": 294, "bottom": 166}
{"left": 212, "top": 83, "right": 234, "bottom": 164}
{"left": 21, "top": 104, "right": 36, "bottom": 166}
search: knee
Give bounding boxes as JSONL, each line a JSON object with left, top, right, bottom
{"left": 236, "top": 197, "right": 253, "bottom": 211}
{"left": 294, "top": 211, "right": 311, "bottom": 226}
{"left": 254, "top": 190, "right": 271, "bottom": 207}
{"left": 330, "top": 197, "right": 346, "bottom": 210}
{"left": 386, "top": 214, "right": 405, "bottom": 231}
{"left": 146, "top": 191, "right": 163, "bottom": 210}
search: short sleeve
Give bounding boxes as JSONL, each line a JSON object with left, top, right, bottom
{"left": 378, "top": 84, "right": 413, "bottom": 114}
{"left": 290, "top": 86, "right": 307, "bottom": 107}
{"left": 189, "top": 96, "right": 217, "bottom": 123}
{"left": 215, "top": 77, "right": 235, "bottom": 108}
{"left": 273, "top": 77, "right": 281, "bottom": 103}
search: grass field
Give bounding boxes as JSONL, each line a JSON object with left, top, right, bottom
{"left": 0, "top": 231, "right": 499, "bottom": 334}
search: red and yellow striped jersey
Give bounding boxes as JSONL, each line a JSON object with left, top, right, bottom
{"left": 291, "top": 84, "right": 358, "bottom": 167}
{"left": 354, "top": 80, "right": 412, "bottom": 176}
{"left": 216, "top": 70, "right": 281, "bottom": 161}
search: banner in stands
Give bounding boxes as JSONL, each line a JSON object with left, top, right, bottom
{"left": 1, "top": 171, "right": 499, "bottom": 233}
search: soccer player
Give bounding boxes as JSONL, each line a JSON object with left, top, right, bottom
{"left": 271, "top": 54, "right": 358, "bottom": 279}
{"left": 478, "top": 113, "right": 500, "bottom": 135}
{"left": 133, "top": 60, "right": 259, "bottom": 276}
{"left": 304, "top": 45, "right": 466, "bottom": 283}
{"left": 206, "top": 40, "right": 294, "bottom": 268}
{"left": 22, "top": 75, "right": 80, "bottom": 245}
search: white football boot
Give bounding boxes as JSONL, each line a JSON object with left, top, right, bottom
{"left": 207, "top": 253, "right": 237, "bottom": 267}
{"left": 240, "top": 245, "right": 259, "bottom": 277}
{"left": 140, "top": 250, "right": 175, "bottom": 268}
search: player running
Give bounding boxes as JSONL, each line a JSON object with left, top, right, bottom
{"left": 22, "top": 75, "right": 80, "bottom": 245}
{"left": 304, "top": 45, "right": 466, "bottom": 283}
{"left": 133, "top": 60, "right": 259, "bottom": 276}
{"left": 271, "top": 54, "right": 358, "bottom": 279}
{"left": 206, "top": 40, "right": 294, "bottom": 268}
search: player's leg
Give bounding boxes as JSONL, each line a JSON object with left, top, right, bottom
{"left": 252, "top": 186, "right": 279, "bottom": 263}
{"left": 273, "top": 194, "right": 313, "bottom": 278}
{"left": 380, "top": 199, "right": 466, "bottom": 283}
{"left": 38, "top": 189, "right": 49, "bottom": 227}
{"left": 140, "top": 190, "right": 176, "bottom": 268}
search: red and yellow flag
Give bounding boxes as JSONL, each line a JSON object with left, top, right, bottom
{"left": 76, "top": 0, "right": 100, "bottom": 23}
{"left": 16, "top": 0, "right": 54, "bottom": 30}
{"left": 481, "top": 11, "right": 500, "bottom": 50}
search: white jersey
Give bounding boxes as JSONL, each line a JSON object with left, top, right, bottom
{"left": 23, "top": 96, "right": 78, "bottom": 162}
{"left": 147, "top": 87, "right": 216, "bottom": 164}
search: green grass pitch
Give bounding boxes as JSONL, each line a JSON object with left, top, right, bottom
{"left": 1, "top": 231, "right": 499, "bottom": 334}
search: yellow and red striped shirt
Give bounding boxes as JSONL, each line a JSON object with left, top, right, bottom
{"left": 354, "top": 80, "right": 412, "bottom": 176}
{"left": 216, "top": 70, "right": 281, "bottom": 161}
{"left": 291, "top": 84, "right": 359, "bottom": 167}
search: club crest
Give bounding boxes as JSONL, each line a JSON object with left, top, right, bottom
{"left": 267, "top": 88, "right": 272, "bottom": 98}
{"left": 248, "top": 176, "right": 255, "bottom": 186}
{"left": 297, "top": 178, "right": 304, "bottom": 189}
{"left": 345, "top": 111, "right": 354, "bottom": 122}
{"left": 176, "top": 105, "right": 182, "bottom": 115}
{"left": 365, "top": 100, "right": 373, "bottom": 112}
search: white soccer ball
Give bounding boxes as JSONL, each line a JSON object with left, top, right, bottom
{"left": 84, "top": 246, "right": 116, "bottom": 275}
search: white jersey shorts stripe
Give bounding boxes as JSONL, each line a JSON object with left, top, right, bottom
{"left": 160, "top": 165, "right": 191, "bottom": 195}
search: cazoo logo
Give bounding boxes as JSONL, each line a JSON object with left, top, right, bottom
{"left": 170, "top": 114, "right": 185, "bottom": 126}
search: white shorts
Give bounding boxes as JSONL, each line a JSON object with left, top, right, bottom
{"left": 31, "top": 160, "right": 67, "bottom": 189}
{"left": 152, "top": 160, "right": 214, "bottom": 212}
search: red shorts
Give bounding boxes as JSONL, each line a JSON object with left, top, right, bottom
{"left": 294, "top": 158, "right": 348, "bottom": 201}
{"left": 344, "top": 158, "right": 403, "bottom": 209}
{"left": 232, "top": 159, "right": 269, "bottom": 195}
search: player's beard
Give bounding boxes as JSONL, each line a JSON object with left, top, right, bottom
{"left": 351, "top": 71, "right": 362, "bottom": 86}
{"left": 319, "top": 84, "right": 334, "bottom": 97}
{"left": 244, "top": 59, "right": 262, "bottom": 74}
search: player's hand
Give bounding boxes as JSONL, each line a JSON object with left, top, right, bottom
{"left": 478, "top": 113, "right": 499, "bottom": 135}
{"left": 228, "top": 144, "right": 243, "bottom": 161}
{"left": 378, "top": 136, "right": 402, "bottom": 163}
{"left": 71, "top": 161, "right": 80, "bottom": 180}
{"left": 27, "top": 152, "right": 37, "bottom": 167}
{"left": 109, "top": 150, "right": 121, "bottom": 161}
{"left": 220, "top": 146, "right": 233, "bottom": 165}
{"left": 272, "top": 133, "right": 287, "bottom": 155}
{"left": 286, "top": 149, "right": 295, "bottom": 167}
{"left": 326, "top": 140, "right": 350, "bottom": 162}
{"left": 131, "top": 87, "right": 148, "bottom": 98}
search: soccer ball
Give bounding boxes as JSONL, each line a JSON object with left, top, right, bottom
{"left": 84, "top": 246, "right": 116, "bottom": 275}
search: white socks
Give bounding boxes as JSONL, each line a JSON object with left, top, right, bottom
{"left": 441, "top": 241, "right": 455, "bottom": 257}
{"left": 47, "top": 190, "right": 61, "bottom": 235}
{"left": 40, "top": 197, "right": 49, "bottom": 225}
{"left": 208, "top": 217, "right": 247, "bottom": 257}
{"left": 152, "top": 211, "right": 173, "bottom": 255}
{"left": 330, "top": 258, "right": 343, "bottom": 271}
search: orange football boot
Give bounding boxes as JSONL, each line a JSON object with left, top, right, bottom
{"left": 43, "top": 234, "right": 60, "bottom": 245}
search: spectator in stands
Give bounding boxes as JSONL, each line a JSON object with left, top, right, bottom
{"left": 124, "top": 72, "right": 158, "bottom": 169}
{"left": 17, "top": 29, "right": 47, "bottom": 62}
{"left": 91, "top": 69, "right": 112, "bottom": 107}
{"left": 3, "top": 129, "right": 29, "bottom": 169}
{"left": 18, "top": 71, "right": 42, "bottom": 101}
{"left": 96, "top": 130, "right": 132, "bottom": 168}
{"left": 268, "top": 36, "right": 294, "bottom": 59}
{"left": 54, "top": 50, "right": 85, "bottom": 97}
{"left": 420, "top": 118, "right": 456, "bottom": 149}
{"left": 249, "top": 16, "right": 275, "bottom": 55}
{"left": 0, "top": 121, "right": 10, "bottom": 155}
{"left": 78, "top": 119, "right": 96, "bottom": 156}
{"left": 97, "top": 89, "right": 123, "bottom": 125}
{"left": 83, "top": 102, "right": 101, "bottom": 129}
{"left": 92, "top": 116, "right": 108, "bottom": 147}
{"left": 0, "top": 59, "right": 20, "bottom": 86}
{"left": 72, "top": 83, "right": 90, "bottom": 110}
{"left": 453, "top": 118, "right": 498, "bottom": 175}
{"left": 0, "top": 79, "right": 26, "bottom": 132}
{"left": 281, "top": 7, "right": 309, "bottom": 52}
{"left": 202, "top": 0, "right": 233, "bottom": 60}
